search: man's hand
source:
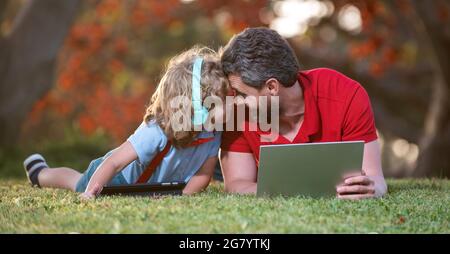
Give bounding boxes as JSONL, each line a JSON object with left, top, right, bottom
{"left": 80, "top": 183, "right": 103, "bottom": 200}
{"left": 336, "top": 141, "right": 387, "bottom": 200}
{"left": 336, "top": 171, "right": 386, "bottom": 200}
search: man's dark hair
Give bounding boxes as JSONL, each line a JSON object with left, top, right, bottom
{"left": 221, "top": 27, "right": 300, "bottom": 88}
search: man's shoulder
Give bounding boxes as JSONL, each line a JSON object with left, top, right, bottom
{"left": 299, "top": 68, "right": 362, "bottom": 101}
{"left": 300, "top": 67, "right": 344, "bottom": 77}
{"left": 299, "top": 68, "right": 359, "bottom": 87}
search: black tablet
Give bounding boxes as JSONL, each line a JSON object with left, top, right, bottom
{"left": 99, "top": 182, "right": 186, "bottom": 197}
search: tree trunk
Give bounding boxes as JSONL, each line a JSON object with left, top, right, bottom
{"left": 0, "top": 1, "right": 9, "bottom": 25}
{"left": 0, "top": 0, "right": 80, "bottom": 148}
{"left": 410, "top": 0, "right": 450, "bottom": 178}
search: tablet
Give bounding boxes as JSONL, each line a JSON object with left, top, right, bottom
{"left": 99, "top": 182, "right": 186, "bottom": 197}
{"left": 257, "top": 141, "right": 364, "bottom": 198}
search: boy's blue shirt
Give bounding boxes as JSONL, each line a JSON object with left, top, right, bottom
{"left": 103, "top": 121, "right": 221, "bottom": 184}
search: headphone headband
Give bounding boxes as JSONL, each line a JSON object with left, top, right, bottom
{"left": 192, "top": 57, "right": 208, "bottom": 125}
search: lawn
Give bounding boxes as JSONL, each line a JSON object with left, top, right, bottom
{"left": 1, "top": 178, "right": 449, "bottom": 233}
{"left": 1, "top": 138, "right": 448, "bottom": 233}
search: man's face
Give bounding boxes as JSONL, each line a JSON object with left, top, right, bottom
{"left": 227, "top": 74, "right": 281, "bottom": 132}
{"left": 228, "top": 74, "right": 271, "bottom": 111}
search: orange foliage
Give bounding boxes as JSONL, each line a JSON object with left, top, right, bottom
{"left": 197, "top": 0, "right": 266, "bottom": 33}
{"left": 25, "top": 1, "right": 158, "bottom": 143}
{"left": 437, "top": 1, "right": 450, "bottom": 22}
{"left": 346, "top": 1, "right": 412, "bottom": 77}
{"left": 382, "top": 48, "right": 399, "bottom": 65}
{"left": 369, "top": 62, "right": 384, "bottom": 78}
{"left": 113, "top": 37, "right": 129, "bottom": 56}
{"left": 130, "top": 0, "right": 180, "bottom": 28}
{"left": 25, "top": 0, "right": 266, "bottom": 143}
{"left": 78, "top": 114, "right": 96, "bottom": 135}
{"left": 109, "top": 59, "right": 124, "bottom": 72}
{"left": 28, "top": 94, "right": 53, "bottom": 125}
{"left": 96, "top": 0, "right": 121, "bottom": 18}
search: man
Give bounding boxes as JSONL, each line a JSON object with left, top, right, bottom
{"left": 219, "top": 27, "right": 387, "bottom": 200}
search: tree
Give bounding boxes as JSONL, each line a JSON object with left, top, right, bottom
{"left": 21, "top": 0, "right": 229, "bottom": 144}
{"left": 0, "top": 0, "right": 80, "bottom": 147}
{"left": 282, "top": 0, "right": 450, "bottom": 177}
{"left": 9, "top": 0, "right": 449, "bottom": 178}
{"left": 195, "top": 0, "right": 450, "bottom": 177}
{"left": 409, "top": 0, "right": 449, "bottom": 178}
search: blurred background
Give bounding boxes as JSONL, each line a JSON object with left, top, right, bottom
{"left": 0, "top": 0, "right": 449, "bottom": 179}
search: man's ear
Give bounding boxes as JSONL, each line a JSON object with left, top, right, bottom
{"left": 265, "top": 78, "right": 280, "bottom": 96}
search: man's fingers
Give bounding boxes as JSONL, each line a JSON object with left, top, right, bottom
{"left": 342, "top": 171, "right": 363, "bottom": 180}
{"left": 337, "top": 185, "right": 374, "bottom": 194}
{"left": 337, "top": 193, "right": 374, "bottom": 200}
{"left": 336, "top": 185, "right": 375, "bottom": 195}
{"left": 344, "top": 176, "right": 374, "bottom": 186}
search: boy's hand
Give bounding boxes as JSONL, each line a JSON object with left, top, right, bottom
{"left": 80, "top": 183, "right": 103, "bottom": 200}
{"left": 336, "top": 171, "right": 378, "bottom": 200}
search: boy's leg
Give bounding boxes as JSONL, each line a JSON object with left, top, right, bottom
{"left": 24, "top": 154, "right": 82, "bottom": 192}
{"left": 38, "top": 167, "right": 82, "bottom": 191}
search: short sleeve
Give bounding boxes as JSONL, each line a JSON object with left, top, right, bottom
{"left": 207, "top": 132, "right": 223, "bottom": 158}
{"left": 220, "top": 130, "right": 252, "bottom": 153}
{"left": 342, "top": 85, "right": 378, "bottom": 143}
{"left": 126, "top": 121, "right": 166, "bottom": 165}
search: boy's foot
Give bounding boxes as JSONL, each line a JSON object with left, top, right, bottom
{"left": 23, "top": 154, "right": 49, "bottom": 187}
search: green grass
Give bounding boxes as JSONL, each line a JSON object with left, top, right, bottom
{"left": 1, "top": 179, "right": 449, "bottom": 233}
{"left": 1, "top": 132, "right": 448, "bottom": 233}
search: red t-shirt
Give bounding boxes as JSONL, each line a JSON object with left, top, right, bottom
{"left": 221, "top": 68, "right": 378, "bottom": 165}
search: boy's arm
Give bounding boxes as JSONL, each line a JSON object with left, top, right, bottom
{"left": 183, "top": 156, "right": 217, "bottom": 195}
{"left": 81, "top": 141, "right": 137, "bottom": 199}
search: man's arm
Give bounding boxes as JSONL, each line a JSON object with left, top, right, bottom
{"left": 220, "top": 150, "right": 258, "bottom": 194}
{"left": 336, "top": 140, "right": 388, "bottom": 200}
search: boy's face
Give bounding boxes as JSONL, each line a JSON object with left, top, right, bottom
{"left": 203, "top": 86, "right": 234, "bottom": 129}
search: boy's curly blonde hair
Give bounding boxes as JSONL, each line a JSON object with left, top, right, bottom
{"left": 144, "top": 46, "right": 229, "bottom": 147}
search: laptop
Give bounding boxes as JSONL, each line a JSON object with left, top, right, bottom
{"left": 99, "top": 181, "right": 186, "bottom": 197}
{"left": 257, "top": 141, "right": 364, "bottom": 198}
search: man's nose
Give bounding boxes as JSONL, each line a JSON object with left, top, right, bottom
{"left": 227, "top": 88, "right": 237, "bottom": 97}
